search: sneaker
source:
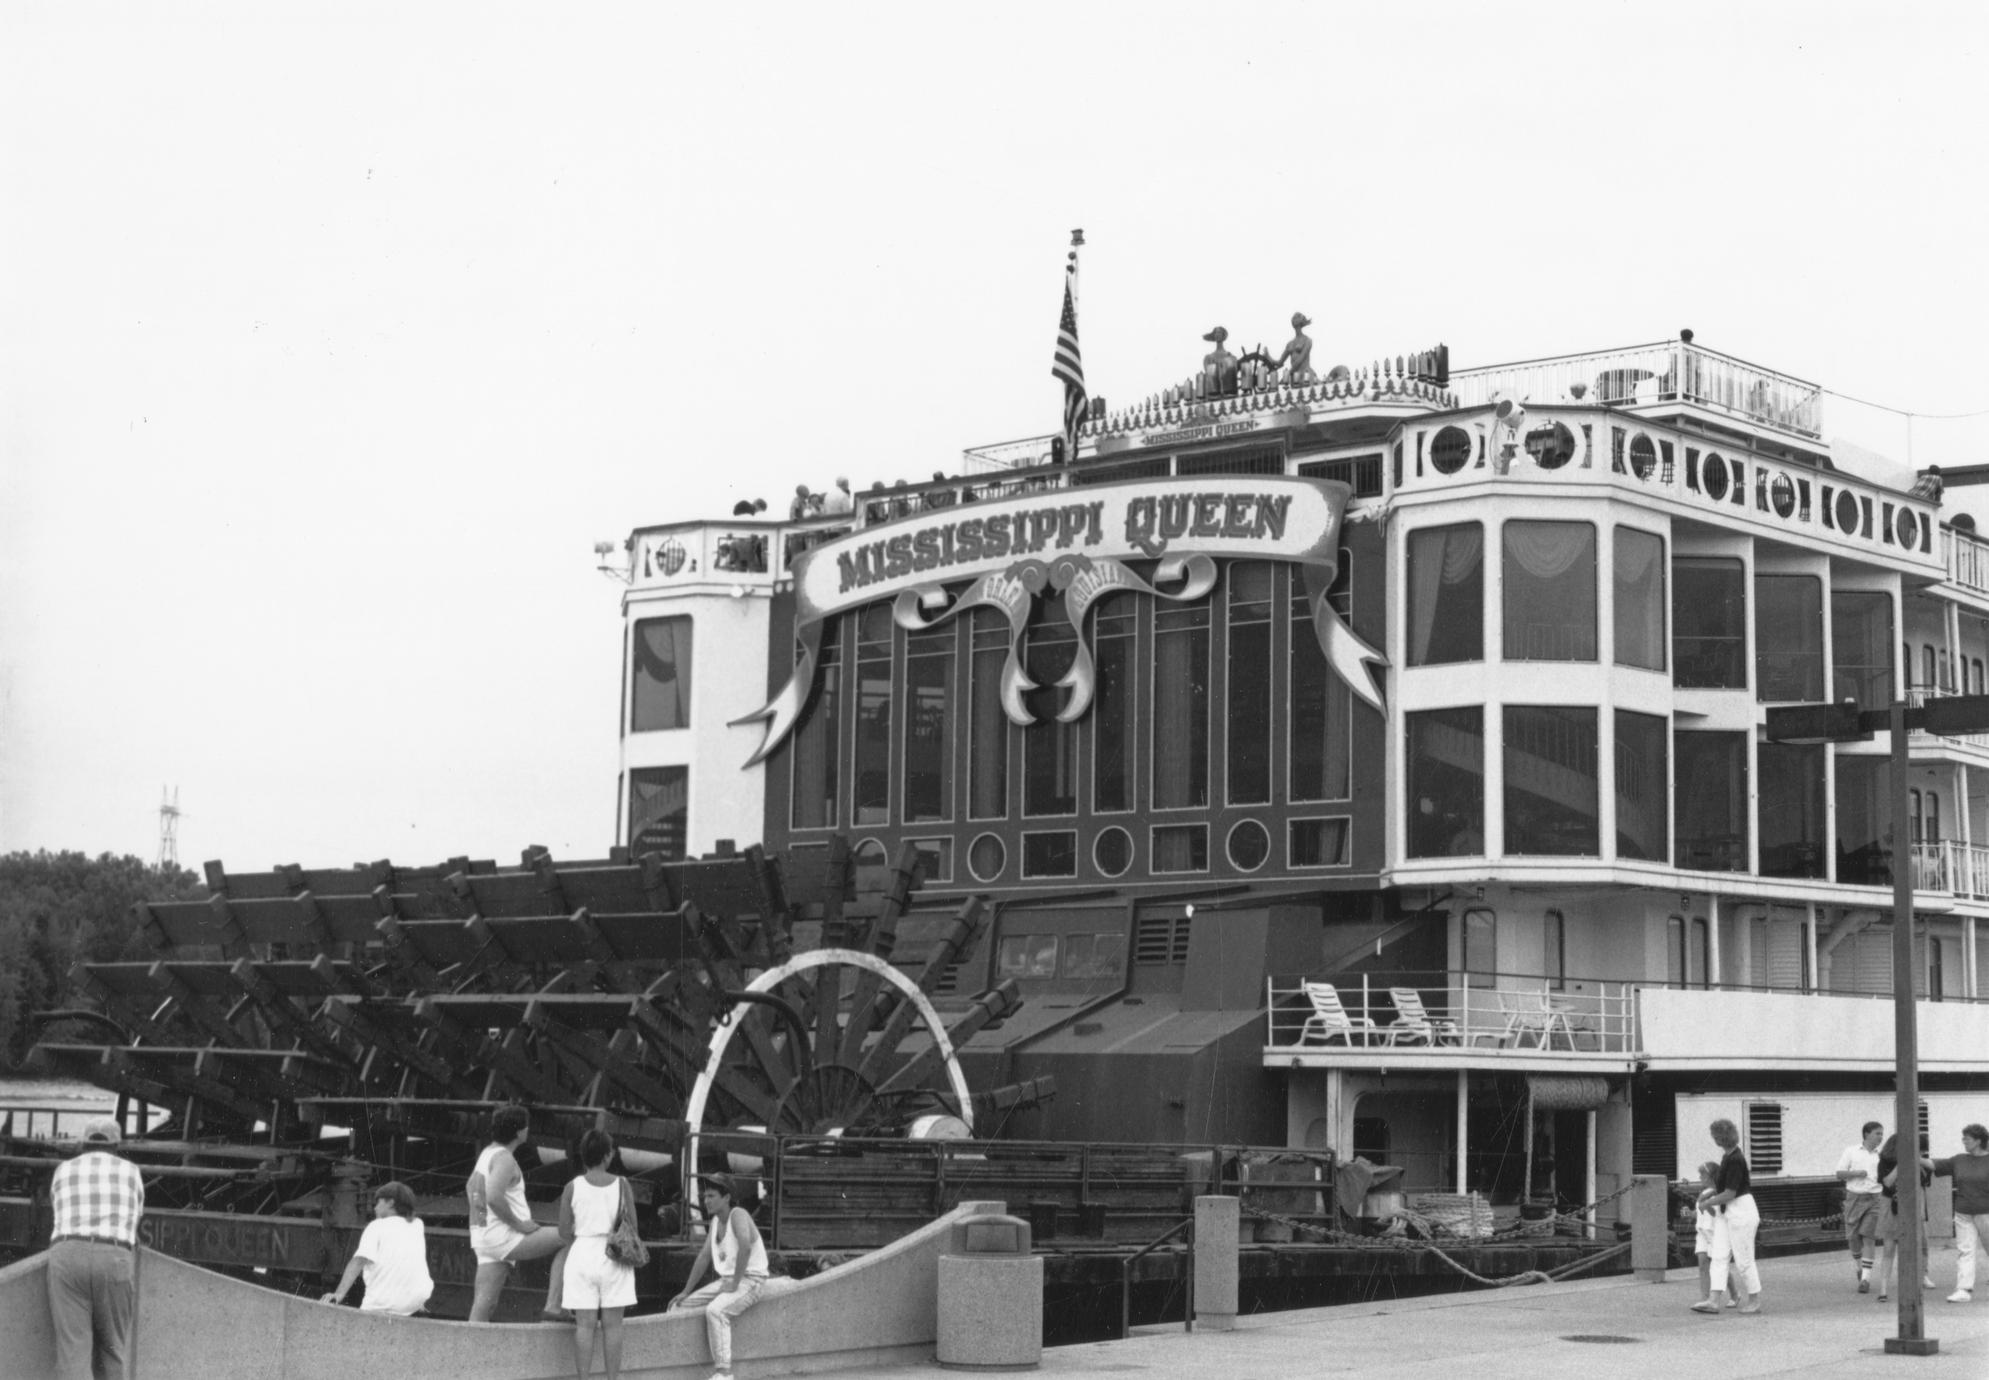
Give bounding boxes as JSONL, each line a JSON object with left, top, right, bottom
{"left": 1858, "top": 1278, "right": 1870, "bottom": 1294}
{"left": 1924, "top": 1277, "right": 1938, "bottom": 1289}
{"left": 1878, "top": 1293, "right": 1888, "bottom": 1303}
{"left": 1689, "top": 1300, "right": 1719, "bottom": 1314}
{"left": 1738, "top": 1303, "right": 1762, "bottom": 1315}
{"left": 1725, "top": 1297, "right": 1740, "bottom": 1309}
{"left": 1948, "top": 1290, "right": 1972, "bottom": 1304}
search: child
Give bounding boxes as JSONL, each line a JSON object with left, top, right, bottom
{"left": 1691, "top": 1161, "right": 1741, "bottom": 1311}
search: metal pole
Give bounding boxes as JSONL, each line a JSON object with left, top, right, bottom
{"left": 1886, "top": 701, "right": 1937, "bottom": 1355}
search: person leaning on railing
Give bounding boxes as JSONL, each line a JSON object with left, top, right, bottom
{"left": 47, "top": 1115, "right": 145, "bottom": 1380}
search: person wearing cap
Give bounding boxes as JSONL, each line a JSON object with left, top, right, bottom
{"left": 47, "top": 1114, "right": 144, "bottom": 1380}
{"left": 1201, "top": 326, "right": 1238, "bottom": 396}
{"left": 320, "top": 1180, "right": 434, "bottom": 1316}
{"left": 667, "top": 1174, "right": 768, "bottom": 1380}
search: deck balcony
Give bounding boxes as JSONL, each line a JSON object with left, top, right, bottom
{"left": 1943, "top": 524, "right": 1989, "bottom": 597}
{"left": 1265, "top": 971, "right": 1989, "bottom": 1074}
{"left": 1449, "top": 340, "right": 1824, "bottom": 442}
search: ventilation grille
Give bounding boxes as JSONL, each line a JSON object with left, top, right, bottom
{"left": 1134, "top": 913, "right": 1192, "bottom": 965}
{"left": 1745, "top": 1102, "right": 1784, "bottom": 1175}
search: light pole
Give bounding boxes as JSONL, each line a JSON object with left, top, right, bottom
{"left": 1764, "top": 692, "right": 1989, "bottom": 1357}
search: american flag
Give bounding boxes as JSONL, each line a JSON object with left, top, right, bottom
{"left": 1051, "top": 238, "right": 1085, "bottom": 464}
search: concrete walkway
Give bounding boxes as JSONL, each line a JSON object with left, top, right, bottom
{"left": 896, "top": 1248, "right": 1989, "bottom": 1380}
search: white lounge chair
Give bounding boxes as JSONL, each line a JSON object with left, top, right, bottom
{"left": 1298, "top": 982, "right": 1380, "bottom": 1046}
{"left": 1386, "top": 987, "right": 1462, "bottom": 1046}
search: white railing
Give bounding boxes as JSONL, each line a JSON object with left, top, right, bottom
{"left": 1450, "top": 340, "right": 1824, "bottom": 440}
{"left": 1944, "top": 526, "right": 1989, "bottom": 595}
{"left": 1265, "top": 971, "right": 1636, "bottom": 1054}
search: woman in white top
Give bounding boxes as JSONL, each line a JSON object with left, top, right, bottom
{"left": 320, "top": 1181, "right": 434, "bottom": 1315}
{"left": 668, "top": 1173, "right": 768, "bottom": 1380}
{"left": 468, "top": 1104, "right": 568, "bottom": 1321}
{"left": 559, "top": 1129, "right": 638, "bottom": 1379}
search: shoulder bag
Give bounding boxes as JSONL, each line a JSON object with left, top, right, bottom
{"left": 605, "top": 1176, "right": 650, "bottom": 1268}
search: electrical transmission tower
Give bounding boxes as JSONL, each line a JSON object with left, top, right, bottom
{"left": 158, "top": 787, "right": 181, "bottom": 869}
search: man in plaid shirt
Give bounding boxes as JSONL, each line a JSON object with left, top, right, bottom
{"left": 48, "top": 1115, "right": 144, "bottom": 1380}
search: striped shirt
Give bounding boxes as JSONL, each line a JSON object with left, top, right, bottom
{"left": 51, "top": 1150, "right": 145, "bottom": 1246}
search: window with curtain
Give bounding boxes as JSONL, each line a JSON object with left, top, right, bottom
{"left": 1673, "top": 558, "right": 1746, "bottom": 689}
{"left": 790, "top": 618, "right": 841, "bottom": 830}
{"left": 1463, "top": 908, "right": 1496, "bottom": 988}
{"left": 1830, "top": 591, "right": 1893, "bottom": 710}
{"left": 853, "top": 604, "right": 894, "bottom": 825}
{"left": 1674, "top": 730, "right": 1747, "bottom": 871}
{"left": 1755, "top": 574, "right": 1824, "bottom": 702}
{"left": 1757, "top": 741, "right": 1825, "bottom": 878}
{"left": 1092, "top": 594, "right": 1136, "bottom": 812}
{"left": 1615, "top": 709, "right": 1668, "bottom": 861}
{"left": 1613, "top": 528, "right": 1666, "bottom": 670}
{"left": 1406, "top": 523, "right": 1483, "bottom": 666}
{"left": 902, "top": 620, "right": 955, "bottom": 823}
{"left": 1227, "top": 563, "right": 1274, "bottom": 805}
{"left": 1503, "top": 521, "right": 1596, "bottom": 662}
{"left": 1407, "top": 706, "right": 1484, "bottom": 858}
{"left": 1289, "top": 575, "right": 1352, "bottom": 802}
{"left": 631, "top": 616, "right": 693, "bottom": 731}
{"left": 1152, "top": 598, "right": 1210, "bottom": 809}
{"left": 968, "top": 609, "right": 1008, "bottom": 819}
{"left": 1833, "top": 753, "right": 1891, "bottom": 885}
{"left": 1023, "top": 595, "right": 1078, "bottom": 816}
{"left": 628, "top": 766, "right": 688, "bottom": 860}
{"left": 1503, "top": 705, "right": 1599, "bottom": 855}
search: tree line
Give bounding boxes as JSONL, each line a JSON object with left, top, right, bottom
{"left": 0, "top": 850, "right": 206, "bottom": 1068}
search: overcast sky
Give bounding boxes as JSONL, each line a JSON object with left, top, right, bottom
{"left": 4, "top": 2, "right": 1987, "bottom": 872}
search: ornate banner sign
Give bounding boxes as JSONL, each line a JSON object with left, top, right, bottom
{"left": 733, "top": 476, "right": 1384, "bottom": 766}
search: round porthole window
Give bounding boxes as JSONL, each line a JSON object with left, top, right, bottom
{"left": 1835, "top": 489, "right": 1862, "bottom": 534}
{"left": 1525, "top": 421, "right": 1576, "bottom": 470}
{"left": 1093, "top": 827, "right": 1133, "bottom": 878}
{"left": 967, "top": 833, "right": 1006, "bottom": 883}
{"left": 1701, "top": 453, "right": 1729, "bottom": 502}
{"left": 1628, "top": 433, "right": 1658, "bottom": 481}
{"left": 1226, "top": 819, "right": 1270, "bottom": 872}
{"left": 1768, "top": 471, "right": 1797, "bottom": 518}
{"left": 1430, "top": 425, "right": 1472, "bottom": 476}
{"left": 655, "top": 538, "right": 688, "bottom": 577}
{"left": 1897, "top": 507, "right": 1919, "bottom": 549}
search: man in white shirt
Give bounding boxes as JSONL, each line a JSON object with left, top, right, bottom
{"left": 1837, "top": 1120, "right": 1885, "bottom": 1291}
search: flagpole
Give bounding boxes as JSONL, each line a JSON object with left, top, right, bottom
{"left": 1052, "top": 229, "right": 1087, "bottom": 466}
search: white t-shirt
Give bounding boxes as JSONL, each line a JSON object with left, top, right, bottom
{"left": 356, "top": 1215, "right": 434, "bottom": 1315}
{"left": 1837, "top": 1144, "right": 1882, "bottom": 1195}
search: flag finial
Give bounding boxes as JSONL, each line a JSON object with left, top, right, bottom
{"left": 1070, "top": 228, "right": 1085, "bottom": 248}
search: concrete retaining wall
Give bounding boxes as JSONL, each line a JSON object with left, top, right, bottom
{"left": 0, "top": 1200, "right": 1005, "bottom": 1380}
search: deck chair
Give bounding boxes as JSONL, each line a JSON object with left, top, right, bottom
{"left": 1386, "top": 988, "right": 1461, "bottom": 1046}
{"left": 1298, "top": 982, "right": 1379, "bottom": 1046}
{"left": 1498, "top": 988, "right": 1574, "bottom": 1048}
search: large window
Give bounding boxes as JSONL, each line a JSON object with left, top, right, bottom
{"left": 1406, "top": 523, "right": 1483, "bottom": 666}
{"left": 1675, "top": 731, "right": 1748, "bottom": 871}
{"left": 628, "top": 766, "right": 688, "bottom": 860}
{"left": 1830, "top": 591, "right": 1892, "bottom": 710}
{"left": 790, "top": 619, "right": 841, "bottom": 829}
{"left": 1615, "top": 710, "right": 1668, "bottom": 861}
{"left": 1407, "top": 706, "right": 1484, "bottom": 858}
{"left": 1755, "top": 574, "right": 1824, "bottom": 702}
{"left": 1503, "top": 705, "right": 1599, "bottom": 855}
{"left": 853, "top": 604, "right": 894, "bottom": 825}
{"left": 1503, "top": 521, "right": 1596, "bottom": 662}
{"left": 1614, "top": 529, "right": 1666, "bottom": 670}
{"left": 1152, "top": 598, "right": 1210, "bottom": 808}
{"left": 1757, "top": 741, "right": 1825, "bottom": 879}
{"left": 1023, "top": 598, "right": 1079, "bottom": 816}
{"left": 903, "top": 621, "right": 954, "bottom": 822}
{"left": 1290, "top": 576, "right": 1352, "bottom": 801}
{"left": 1226, "top": 563, "right": 1274, "bottom": 805}
{"left": 1835, "top": 754, "right": 1892, "bottom": 885}
{"left": 968, "top": 610, "right": 1008, "bottom": 819}
{"left": 631, "top": 616, "right": 693, "bottom": 731}
{"left": 1092, "top": 595, "right": 1137, "bottom": 812}
{"left": 1673, "top": 558, "right": 1746, "bottom": 689}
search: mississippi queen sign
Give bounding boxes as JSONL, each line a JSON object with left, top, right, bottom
{"left": 734, "top": 476, "right": 1384, "bottom": 766}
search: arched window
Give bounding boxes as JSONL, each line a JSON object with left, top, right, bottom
{"left": 1463, "top": 908, "right": 1497, "bottom": 988}
{"left": 1689, "top": 917, "right": 1710, "bottom": 989}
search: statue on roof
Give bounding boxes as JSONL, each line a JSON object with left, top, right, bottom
{"left": 1202, "top": 326, "right": 1238, "bottom": 397}
{"left": 1268, "top": 312, "right": 1318, "bottom": 385}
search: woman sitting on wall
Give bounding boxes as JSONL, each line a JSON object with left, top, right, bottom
{"left": 319, "top": 1180, "right": 434, "bottom": 1316}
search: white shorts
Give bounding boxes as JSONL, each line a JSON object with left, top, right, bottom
{"left": 472, "top": 1221, "right": 528, "bottom": 1265}
{"left": 563, "top": 1238, "right": 636, "bottom": 1311}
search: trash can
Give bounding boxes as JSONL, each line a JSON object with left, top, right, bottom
{"left": 937, "top": 1213, "right": 1041, "bottom": 1371}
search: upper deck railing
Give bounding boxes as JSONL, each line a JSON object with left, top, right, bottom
{"left": 1944, "top": 524, "right": 1989, "bottom": 596}
{"left": 1450, "top": 341, "right": 1824, "bottom": 441}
